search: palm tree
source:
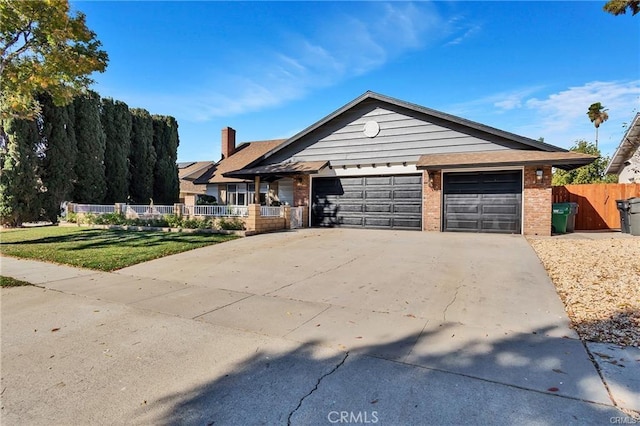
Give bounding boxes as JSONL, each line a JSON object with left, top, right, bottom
{"left": 587, "top": 102, "right": 609, "bottom": 148}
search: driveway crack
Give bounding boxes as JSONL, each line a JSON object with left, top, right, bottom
{"left": 443, "top": 282, "right": 462, "bottom": 322}
{"left": 265, "top": 256, "right": 361, "bottom": 296}
{"left": 287, "top": 351, "right": 349, "bottom": 426}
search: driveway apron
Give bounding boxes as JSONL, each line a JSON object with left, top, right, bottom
{"left": 2, "top": 229, "right": 627, "bottom": 424}
{"left": 117, "top": 229, "right": 610, "bottom": 404}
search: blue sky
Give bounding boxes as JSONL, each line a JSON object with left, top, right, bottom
{"left": 73, "top": 1, "right": 640, "bottom": 162}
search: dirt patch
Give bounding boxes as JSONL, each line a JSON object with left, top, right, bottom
{"left": 528, "top": 236, "right": 640, "bottom": 347}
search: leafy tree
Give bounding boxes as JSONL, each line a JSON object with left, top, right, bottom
{"left": 38, "top": 92, "right": 77, "bottom": 222}
{"left": 129, "top": 108, "right": 156, "bottom": 203}
{"left": 587, "top": 102, "right": 609, "bottom": 148}
{"left": 0, "top": 0, "right": 108, "bottom": 119}
{"left": 0, "top": 118, "right": 42, "bottom": 226}
{"left": 101, "top": 98, "right": 131, "bottom": 203}
{"left": 72, "top": 91, "right": 106, "bottom": 203}
{"left": 152, "top": 115, "right": 180, "bottom": 204}
{"left": 552, "top": 140, "right": 618, "bottom": 185}
{"left": 604, "top": 0, "right": 640, "bottom": 15}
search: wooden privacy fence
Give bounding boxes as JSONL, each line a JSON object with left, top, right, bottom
{"left": 552, "top": 183, "right": 640, "bottom": 230}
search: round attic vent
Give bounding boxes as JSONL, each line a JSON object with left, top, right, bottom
{"left": 363, "top": 120, "right": 380, "bottom": 138}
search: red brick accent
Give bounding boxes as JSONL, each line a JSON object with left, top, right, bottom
{"left": 221, "top": 127, "right": 236, "bottom": 159}
{"left": 523, "top": 165, "right": 552, "bottom": 236}
{"left": 422, "top": 170, "right": 442, "bottom": 231}
{"left": 293, "top": 175, "right": 310, "bottom": 207}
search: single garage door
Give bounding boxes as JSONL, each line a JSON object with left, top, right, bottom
{"left": 443, "top": 171, "right": 522, "bottom": 234}
{"left": 312, "top": 175, "right": 422, "bottom": 230}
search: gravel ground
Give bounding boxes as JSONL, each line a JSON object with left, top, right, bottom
{"left": 528, "top": 236, "right": 640, "bottom": 347}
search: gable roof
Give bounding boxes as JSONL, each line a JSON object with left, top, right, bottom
{"left": 179, "top": 161, "right": 214, "bottom": 180}
{"left": 179, "top": 161, "right": 214, "bottom": 194}
{"left": 194, "top": 139, "right": 285, "bottom": 184}
{"left": 242, "top": 91, "right": 568, "bottom": 170}
{"left": 605, "top": 113, "right": 640, "bottom": 175}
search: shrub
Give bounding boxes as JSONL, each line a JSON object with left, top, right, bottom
{"left": 219, "top": 217, "right": 245, "bottom": 230}
{"left": 67, "top": 212, "right": 78, "bottom": 223}
{"left": 196, "top": 194, "right": 217, "bottom": 205}
{"left": 165, "top": 214, "right": 183, "bottom": 228}
{"left": 83, "top": 213, "right": 96, "bottom": 225}
{"left": 93, "top": 212, "right": 126, "bottom": 225}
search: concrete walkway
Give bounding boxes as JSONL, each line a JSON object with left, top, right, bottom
{"left": 1, "top": 229, "right": 638, "bottom": 424}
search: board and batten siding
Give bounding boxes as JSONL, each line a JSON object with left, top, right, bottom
{"left": 267, "top": 99, "right": 524, "bottom": 166}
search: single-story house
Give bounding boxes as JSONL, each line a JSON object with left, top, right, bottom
{"left": 178, "top": 161, "right": 215, "bottom": 205}
{"left": 186, "top": 91, "right": 596, "bottom": 235}
{"left": 190, "top": 128, "right": 287, "bottom": 206}
{"left": 604, "top": 112, "right": 640, "bottom": 183}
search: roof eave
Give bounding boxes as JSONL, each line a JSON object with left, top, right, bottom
{"left": 223, "top": 161, "right": 329, "bottom": 180}
{"left": 604, "top": 113, "right": 640, "bottom": 175}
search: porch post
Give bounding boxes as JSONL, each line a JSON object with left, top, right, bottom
{"left": 254, "top": 175, "right": 261, "bottom": 204}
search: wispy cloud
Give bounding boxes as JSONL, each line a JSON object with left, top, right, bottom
{"left": 135, "top": 2, "right": 456, "bottom": 122}
{"left": 525, "top": 80, "right": 640, "bottom": 132}
{"left": 447, "top": 80, "right": 640, "bottom": 154}
{"left": 448, "top": 86, "right": 546, "bottom": 115}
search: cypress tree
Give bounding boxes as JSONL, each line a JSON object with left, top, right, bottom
{"left": 101, "top": 98, "right": 132, "bottom": 203}
{"left": 129, "top": 108, "right": 155, "bottom": 204}
{"left": 73, "top": 91, "right": 106, "bottom": 203}
{"left": 152, "top": 115, "right": 180, "bottom": 204}
{"left": 0, "top": 118, "right": 42, "bottom": 226}
{"left": 38, "top": 93, "right": 77, "bottom": 222}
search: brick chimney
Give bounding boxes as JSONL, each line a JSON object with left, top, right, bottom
{"left": 221, "top": 127, "right": 236, "bottom": 159}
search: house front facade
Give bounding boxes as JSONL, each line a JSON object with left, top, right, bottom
{"left": 179, "top": 92, "right": 594, "bottom": 235}
{"left": 219, "top": 92, "right": 594, "bottom": 236}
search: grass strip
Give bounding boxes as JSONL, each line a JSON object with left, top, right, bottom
{"left": 0, "top": 226, "right": 238, "bottom": 271}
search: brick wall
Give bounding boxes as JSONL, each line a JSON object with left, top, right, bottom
{"left": 293, "top": 174, "right": 310, "bottom": 206}
{"left": 422, "top": 170, "right": 442, "bottom": 231}
{"left": 245, "top": 204, "right": 286, "bottom": 234}
{"left": 523, "top": 165, "right": 552, "bottom": 236}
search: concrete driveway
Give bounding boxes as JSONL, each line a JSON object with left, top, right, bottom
{"left": 1, "top": 229, "right": 630, "bottom": 424}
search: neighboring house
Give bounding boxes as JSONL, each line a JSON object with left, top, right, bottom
{"left": 178, "top": 161, "right": 214, "bottom": 205}
{"left": 605, "top": 113, "right": 640, "bottom": 183}
{"left": 220, "top": 91, "right": 595, "bottom": 236}
{"left": 179, "top": 128, "right": 286, "bottom": 206}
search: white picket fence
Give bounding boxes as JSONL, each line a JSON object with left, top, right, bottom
{"left": 126, "top": 205, "right": 174, "bottom": 216}
{"left": 260, "top": 206, "right": 284, "bottom": 217}
{"left": 71, "top": 203, "right": 285, "bottom": 218}
{"left": 183, "top": 205, "right": 248, "bottom": 217}
{"left": 74, "top": 204, "right": 116, "bottom": 214}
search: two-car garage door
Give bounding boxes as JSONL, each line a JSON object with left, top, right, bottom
{"left": 311, "top": 175, "right": 422, "bottom": 230}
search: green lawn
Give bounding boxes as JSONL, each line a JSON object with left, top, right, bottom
{"left": 0, "top": 226, "right": 238, "bottom": 271}
{"left": 0, "top": 276, "right": 32, "bottom": 287}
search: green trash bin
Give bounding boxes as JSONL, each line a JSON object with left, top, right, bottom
{"left": 552, "top": 203, "right": 571, "bottom": 234}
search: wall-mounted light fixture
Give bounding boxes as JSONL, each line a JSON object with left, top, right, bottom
{"left": 427, "top": 171, "right": 435, "bottom": 188}
{"left": 536, "top": 168, "right": 544, "bottom": 182}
